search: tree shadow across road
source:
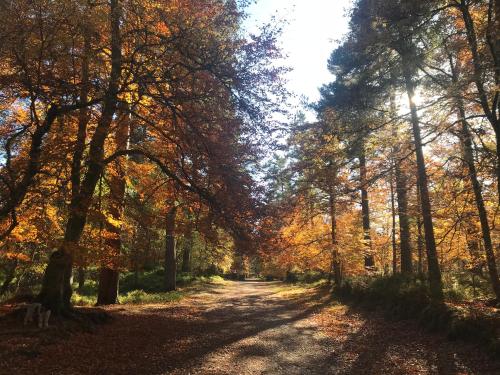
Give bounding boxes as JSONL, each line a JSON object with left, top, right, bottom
{"left": 3, "top": 281, "right": 499, "bottom": 375}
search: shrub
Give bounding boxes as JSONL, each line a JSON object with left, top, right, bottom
{"left": 285, "top": 271, "right": 298, "bottom": 283}
{"left": 120, "top": 269, "right": 165, "bottom": 293}
{"left": 71, "top": 292, "right": 97, "bottom": 306}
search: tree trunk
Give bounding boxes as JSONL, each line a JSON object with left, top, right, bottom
{"left": 69, "top": 27, "right": 91, "bottom": 208}
{"left": 359, "top": 144, "right": 374, "bottom": 269}
{"left": 389, "top": 89, "right": 412, "bottom": 274}
{"left": 402, "top": 58, "right": 443, "bottom": 299}
{"left": 77, "top": 267, "right": 85, "bottom": 293}
{"left": 458, "top": 0, "right": 500, "bottom": 199}
{"left": 38, "top": 250, "right": 73, "bottom": 314}
{"left": 38, "top": 0, "right": 122, "bottom": 313}
{"left": 448, "top": 50, "right": 500, "bottom": 299}
{"left": 165, "top": 206, "right": 177, "bottom": 291}
{"left": 0, "top": 259, "right": 18, "bottom": 295}
{"left": 390, "top": 167, "right": 397, "bottom": 274}
{"left": 72, "top": 29, "right": 90, "bottom": 299}
{"left": 395, "top": 161, "right": 412, "bottom": 274}
{"left": 181, "top": 226, "right": 193, "bottom": 273}
{"left": 328, "top": 184, "right": 342, "bottom": 285}
{"left": 416, "top": 184, "right": 424, "bottom": 275}
{"left": 97, "top": 107, "right": 130, "bottom": 305}
{"left": 457, "top": 109, "right": 500, "bottom": 299}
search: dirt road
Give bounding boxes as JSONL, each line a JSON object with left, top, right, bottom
{"left": 2, "top": 281, "right": 499, "bottom": 374}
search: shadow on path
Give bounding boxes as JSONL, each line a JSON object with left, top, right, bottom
{"left": 3, "top": 281, "right": 499, "bottom": 375}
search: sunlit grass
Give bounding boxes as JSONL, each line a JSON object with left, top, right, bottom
{"left": 71, "top": 293, "right": 97, "bottom": 306}
{"left": 273, "top": 279, "right": 330, "bottom": 297}
{"left": 120, "top": 290, "right": 183, "bottom": 304}
{"left": 69, "top": 274, "right": 227, "bottom": 306}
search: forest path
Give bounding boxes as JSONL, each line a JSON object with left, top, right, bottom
{"left": 3, "top": 280, "right": 499, "bottom": 374}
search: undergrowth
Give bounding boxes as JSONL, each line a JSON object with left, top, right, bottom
{"left": 334, "top": 275, "right": 500, "bottom": 357}
{"left": 69, "top": 272, "right": 225, "bottom": 306}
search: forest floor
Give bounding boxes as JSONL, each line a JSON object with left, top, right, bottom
{"left": 1, "top": 280, "right": 499, "bottom": 375}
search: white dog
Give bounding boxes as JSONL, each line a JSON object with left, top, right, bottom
{"left": 24, "top": 303, "right": 51, "bottom": 328}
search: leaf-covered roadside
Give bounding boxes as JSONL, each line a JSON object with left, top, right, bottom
{"left": 2, "top": 280, "right": 499, "bottom": 374}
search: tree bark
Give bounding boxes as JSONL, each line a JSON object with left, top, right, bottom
{"left": 389, "top": 89, "right": 412, "bottom": 274}
{"left": 457, "top": 109, "right": 500, "bottom": 299}
{"left": 395, "top": 160, "right": 412, "bottom": 274}
{"left": 390, "top": 167, "right": 397, "bottom": 274}
{"left": 165, "top": 206, "right": 177, "bottom": 291}
{"left": 402, "top": 56, "right": 443, "bottom": 299}
{"left": 97, "top": 108, "right": 129, "bottom": 305}
{"left": 0, "top": 259, "right": 18, "bottom": 295}
{"left": 72, "top": 29, "right": 91, "bottom": 299}
{"left": 70, "top": 28, "right": 91, "bottom": 208}
{"left": 447, "top": 50, "right": 500, "bottom": 299}
{"left": 458, "top": 0, "right": 500, "bottom": 199}
{"left": 416, "top": 183, "right": 424, "bottom": 275}
{"left": 77, "top": 267, "right": 85, "bottom": 293}
{"left": 181, "top": 226, "right": 193, "bottom": 273}
{"left": 39, "top": 0, "right": 122, "bottom": 313}
{"left": 328, "top": 183, "right": 342, "bottom": 285}
{"left": 359, "top": 143, "right": 374, "bottom": 269}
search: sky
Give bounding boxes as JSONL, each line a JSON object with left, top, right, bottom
{"left": 245, "top": 0, "right": 353, "bottom": 109}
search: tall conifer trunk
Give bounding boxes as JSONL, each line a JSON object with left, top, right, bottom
{"left": 389, "top": 93, "right": 412, "bottom": 274}
{"left": 401, "top": 53, "right": 443, "bottom": 299}
{"left": 458, "top": 113, "right": 500, "bottom": 299}
{"left": 450, "top": 62, "right": 500, "bottom": 299}
{"left": 439, "top": 49, "right": 500, "bottom": 299}
{"left": 359, "top": 143, "right": 374, "bottom": 269}
{"left": 390, "top": 169, "right": 397, "bottom": 274}
{"left": 458, "top": 0, "right": 500, "bottom": 199}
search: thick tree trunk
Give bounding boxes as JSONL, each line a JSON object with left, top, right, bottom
{"left": 97, "top": 108, "right": 130, "bottom": 305}
{"left": 402, "top": 59, "right": 443, "bottom": 299}
{"left": 181, "top": 226, "right": 193, "bottom": 273}
{"left": 359, "top": 144, "right": 374, "bottom": 269}
{"left": 97, "top": 268, "right": 120, "bottom": 305}
{"left": 165, "top": 206, "right": 177, "bottom": 291}
{"left": 38, "top": 0, "right": 122, "bottom": 313}
{"left": 72, "top": 30, "right": 90, "bottom": 299}
{"left": 38, "top": 250, "right": 73, "bottom": 314}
